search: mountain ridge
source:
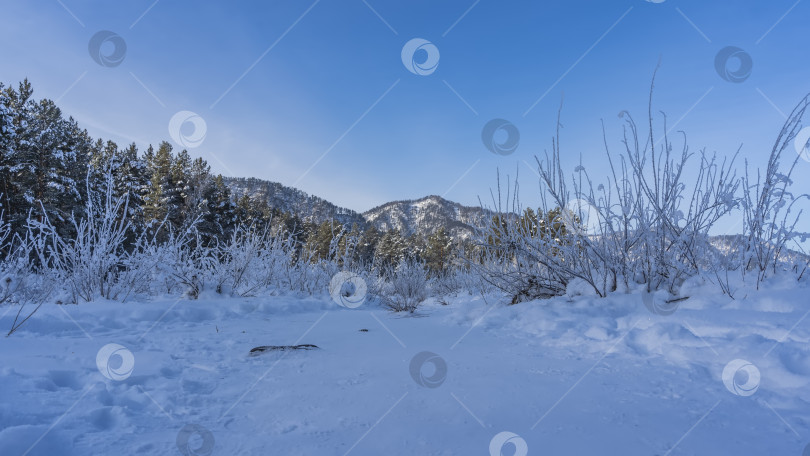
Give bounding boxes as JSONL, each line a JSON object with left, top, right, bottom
{"left": 223, "top": 177, "right": 490, "bottom": 238}
{"left": 224, "top": 177, "right": 369, "bottom": 228}
{"left": 363, "top": 194, "right": 491, "bottom": 239}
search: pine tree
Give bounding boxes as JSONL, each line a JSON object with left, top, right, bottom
{"left": 234, "top": 194, "right": 275, "bottom": 227}
{"left": 235, "top": 194, "right": 254, "bottom": 225}
{"left": 306, "top": 220, "right": 342, "bottom": 261}
{"left": 518, "top": 208, "right": 538, "bottom": 238}
{"left": 0, "top": 83, "right": 16, "bottom": 224}
{"left": 487, "top": 214, "right": 510, "bottom": 249}
{"left": 538, "top": 207, "right": 568, "bottom": 241}
{"left": 356, "top": 225, "right": 381, "bottom": 266}
{"left": 273, "top": 210, "right": 302, "bottom": 237}
{"left": 374, "top": 229, "right": 406, "bottom": 269}
{"left": 179, "top": 155, "right": 210, "bottom": 228}
{"left": 337, "top": 223, "right": 361, "bottom": 265}
{"left": 87, "top": 140, "right": 148, "bottom": 243}
{"left": 116, "top": 143, "right": 148, "bottom": 226}
{"left": 143, "top": 141, "right": 175, "bottom": 236}
{"left": 60, "top": 115, "right": 93, "bottom": 226}
{"left": 424, "top": 227, "right": 452, "bottom": 276}
{"left": 9, "top": 92, "right": 88, "bottom": 235}
{"left": 196, "top": 174, "right": 236, "bottom": 245}
{"left": 170, "top": 149, "right": 193, "bottom": 230}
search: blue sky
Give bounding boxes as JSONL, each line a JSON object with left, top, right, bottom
{"left": 2, "top": 0, "right": 809, "bottom": 229}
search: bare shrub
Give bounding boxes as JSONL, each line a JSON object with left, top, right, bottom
{"left": 155, "top": 230, "right": 212, "bottom": 298}
{"left": 476, "top": 75, "right": 740, "bottom": 302}
{"left": 740, "top": 94, "right": 810, "bottom": 286}
{"left": 28, "top": 174, "right": 145, "bottom": 303}
{"left": 379, "top": 258, "right": 429, "bottom": 312}
{"left": 0, "top": 215, "right": 56, "bottom": 336}
{"left": 211, "top": 225, "right": 291, "bottom": 296}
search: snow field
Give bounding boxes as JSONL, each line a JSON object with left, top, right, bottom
{"left": 1, "top": 276, "right": 809, "bottom": 455}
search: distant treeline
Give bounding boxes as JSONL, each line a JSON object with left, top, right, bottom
{"left": 0, "top": 79, "right": 480, "bottom": 274}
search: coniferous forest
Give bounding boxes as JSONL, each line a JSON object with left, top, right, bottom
{"left": 0, "top": 80, "right": 466, "bottom": 271}
{"left": 1, "top": 79, "right": 493, "bottom": 317}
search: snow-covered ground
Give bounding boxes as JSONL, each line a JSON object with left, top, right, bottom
{"left": 2, "top": 277, "right": 810, "bottom": 455}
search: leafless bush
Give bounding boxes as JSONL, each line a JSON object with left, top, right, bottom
{"left": 1, "top": 215, "right": 56, "bottom": 336}
{"left": 284, "top": 253, "right": 333, "bottom": 295}
{"left": 477, "top": 75, "right": 740, "bottom": 302}
{"left": 378, "top": 258, "right": 429, "bottom": 312}
{"left": 211, "top": 225, "right": 291, "bottom": 296}
{"left": 155, "top": 230, "right": 213, "bottom": 298}
{"left": 740, "top": 94, "right": 810, "bottom": 286}
{"left": 27, "top": 175, "right": 146, "bottom": 303}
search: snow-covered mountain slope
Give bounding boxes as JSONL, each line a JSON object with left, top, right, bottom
{"left": 225, "top": 177, "right": 368, "bottom": 228}
{"left": 225, "top": 176, "right": 493, "bottom": 238}
{"left": 223, "top": 179, "right": 809, "bottom": 260}
{"left": 2, "top": 278, "right": 809, "bottom": 455}
{"left": 363, "top": 195, "right": 491, "bottom": 239}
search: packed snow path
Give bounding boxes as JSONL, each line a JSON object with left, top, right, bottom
{"left": 2, "top": 280, "right": 810, "bottom": 455}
